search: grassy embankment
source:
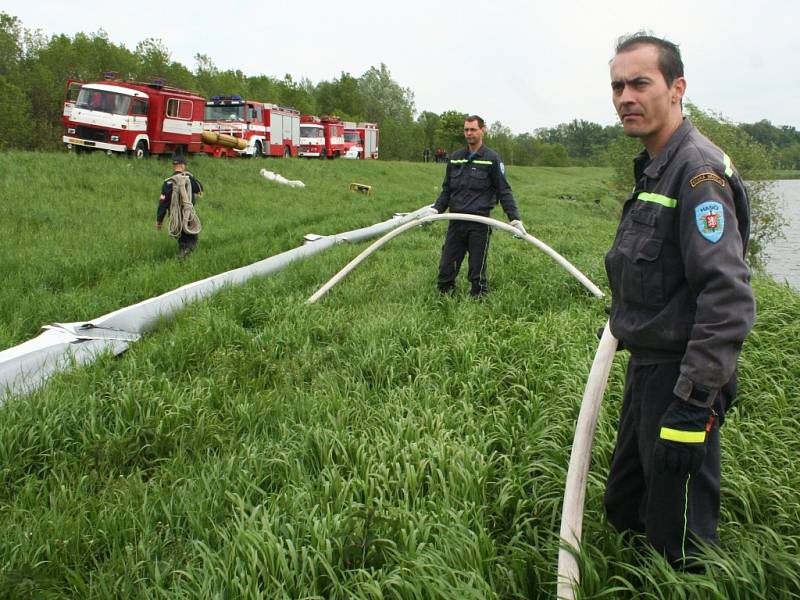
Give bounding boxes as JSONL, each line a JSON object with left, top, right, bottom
{"left": 1, "top": 151, "right": 798, "bottom": 598}
{"left": 767, "top": 170, "right": 800, "bottom": 180}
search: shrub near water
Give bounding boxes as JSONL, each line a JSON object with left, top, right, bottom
{"left": 1, "top": 152, "right": 799, "bottom": 598}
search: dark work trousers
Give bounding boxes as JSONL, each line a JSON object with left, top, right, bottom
{"left": 437, "top": 220, "right": 492, "bottom": 295}
{"left": 603, "top": 360, "right": 735, "bottom": 567}
{"left": 178, "top": 232, "right": 198, "bottom": 254}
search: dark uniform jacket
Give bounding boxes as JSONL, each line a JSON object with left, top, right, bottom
{"left": 156, "top": 171, "right": 204, "bottom": 225}
{"left": 605, "top": 119, "right": 755, "bottom": 405}
{"left": 432, "top": 145, "right": 520, "bottom": 221}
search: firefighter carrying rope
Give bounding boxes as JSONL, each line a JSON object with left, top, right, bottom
{"left": 155, "top": 154, "right": 204, "bottom": 259}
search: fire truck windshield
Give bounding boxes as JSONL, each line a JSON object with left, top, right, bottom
{"left": 205, "top": 105, "right": 246, "bottom": 121}
{"left": 76, "top": 89, "right": 132, "bottom": 115}
{"left": 300, "top": 126, "right": 324, "bottom": 139}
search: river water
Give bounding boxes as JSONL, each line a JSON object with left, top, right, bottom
{"left": 763, "top": 180, "right": 800, "bottom": 290}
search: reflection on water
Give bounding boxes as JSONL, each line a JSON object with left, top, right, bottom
{"left": 763, "top": 180, "right": 800, "bottom": 290}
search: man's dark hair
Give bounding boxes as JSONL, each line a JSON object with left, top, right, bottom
{"left": 466, "top": 115, "right": 485, "bottom": 129}
{"left": 615, "top": 31, "right": 684, "bottom": 86}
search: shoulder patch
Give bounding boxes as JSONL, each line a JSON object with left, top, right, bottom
{"left": 695, "top": 201, "right": 725, "bottom": 243}
{"left": 499, "top": 162, "right": 505, "bottom": 175}
{"left": 689, "top": 172, "right": 726, "bottom": 188}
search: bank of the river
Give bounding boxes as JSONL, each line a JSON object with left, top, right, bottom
{"left": 763, "top": 179, "right": 800, "bottom": 290}
{"left": 766, "top": 170, "right": 800, "bottom": 180}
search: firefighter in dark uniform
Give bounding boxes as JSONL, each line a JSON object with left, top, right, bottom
{"left": 429, "top": 115, "right": 525, "bottom": 296}
{"left": 155, "top": 155, "right": 204, "bottom": 258}
{"left": 603, "top": 33, "right": 755, "bottom": 569}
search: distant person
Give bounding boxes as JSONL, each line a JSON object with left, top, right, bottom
{"left": 423, "top": 148, "right": 431, "bottom": 163}
{"left": 427, "top": 115, "right": 525, "bottom": 297}
{"left": 435, "top": 148, "right": 446, "bottom": 163}
{"left": 155, "top": 154, "right": 204, "bottom": 259}
{"left": 602, "top": 32, "right": 755, "bottom": 569}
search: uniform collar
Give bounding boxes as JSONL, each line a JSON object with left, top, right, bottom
{"left": 466, "top": 144, "right": 485, "bottom": 158}
{"left": 638, "top": 118, "right": 694, "bottom": 179}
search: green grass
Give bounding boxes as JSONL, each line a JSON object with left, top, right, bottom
{"left": 765, "top": 170, "right": 800, "bottom": 180}
{"left": 1, "top": 151, "right": 798, "bottom": 598}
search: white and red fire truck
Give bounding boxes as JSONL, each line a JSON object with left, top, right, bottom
{"left": 343, "top": 122, "right": 379, "bottom": 159}
{"left": 202, "top": 96, "right": 300, "bottom": 158}
{"left": 298, "top": 115, "right": 346, "bottom": 159}
{"left": 62, "top": 78, "right": 205, "bottom": 157}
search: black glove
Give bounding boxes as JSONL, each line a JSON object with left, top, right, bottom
{"left": 653, "top": 400, "right": 715, "bottom": 476}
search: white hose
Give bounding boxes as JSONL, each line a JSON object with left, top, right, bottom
{"left": 557, "top": 321, "right": 618, "bottom": 599}
{"left": 260, "top": 168, "right": 305, "bottom": 188}
{"left": 0, "top": 208, "right": 435, "bottom": 400}
{"left": 306, "top": 212, "right": 605, "bottom": 303}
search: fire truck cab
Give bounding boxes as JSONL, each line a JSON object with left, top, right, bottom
{"left": 299, "top": 115, "right": 325, "bottom": 159}
{"left": 342, "top": 121, "right": 362, "bottom": 158}
{"left": 343, "top": 122, "right": 380, "bottom": 159}
{"left": 63, "top": 78, "right": 205, "bottom": 157}
{"left": 299, "top": 115, "right": 345, "bottom": 159}
{"left": 203, "top": 96, "right": 300, "bottom": 158}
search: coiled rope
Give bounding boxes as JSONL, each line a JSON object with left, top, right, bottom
{"left": 168, "top": 173, "right": 202, "bottom": 237}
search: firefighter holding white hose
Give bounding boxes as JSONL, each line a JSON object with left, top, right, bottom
{"left": 427, "top": 115, "right": 525, "bottom": 297}
{"left": 602, "top": 32, "right": 755, "bottom": 570}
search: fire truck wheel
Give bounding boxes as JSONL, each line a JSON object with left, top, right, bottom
{"left": 253, "top": 142, "right": 263, "bottom": 158}
{"left": 133, "top": 141, "right": 149, "bottom": 159}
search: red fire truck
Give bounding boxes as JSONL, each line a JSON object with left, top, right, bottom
{"left": 62, "top": 78, "right": 205, "bottom": 157}
{"left": 202, "top": 96, "right": 300, "bottom": 158}
{"left": 298, "top": 115, "right": 345, "bottom": 159}
{"left": 343, "top": 122, "right": 380, "bottom": 159}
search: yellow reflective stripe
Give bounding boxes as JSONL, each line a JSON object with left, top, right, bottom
{"left": 638, "top": 192, "right": 677, "bottom": 208}
{"left": 681, "top": 475, "right": 691, "bottom": 562}
{"left": 449, "top": 159, "right": 493, "bottom": 165}
{"left": 723, "top": 153, "right": 733, "bottom": 177}
{"left": 660, "top": 427, "right": 706, "bottom": 443}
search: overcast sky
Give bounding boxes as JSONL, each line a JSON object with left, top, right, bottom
{"left": 6, "top": 0, "right": 799, "bottom": 133}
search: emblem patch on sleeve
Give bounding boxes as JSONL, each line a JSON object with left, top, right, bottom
{"left": 500, "top": 162, "right": 505, "bottom": 175}
{"left": 695, "top": 201, "right": 725, "bottom": 243}
{"left": 689, "top": 172, "right": 726, "bottom": 188}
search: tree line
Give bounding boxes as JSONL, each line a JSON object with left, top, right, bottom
{"left": 2, "top": 12, "right": 799, "bottom": 170}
